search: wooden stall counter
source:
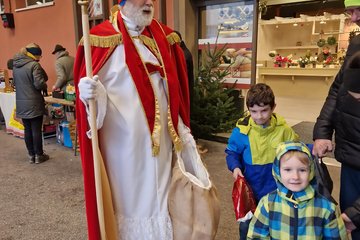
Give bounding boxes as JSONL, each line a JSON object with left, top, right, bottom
{"left": 44, "top": 96, "right": 75, "bottom": 107}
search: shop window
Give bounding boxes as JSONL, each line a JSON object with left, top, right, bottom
{"left": 198, "top": 1, "right": 255, "bottom": 87}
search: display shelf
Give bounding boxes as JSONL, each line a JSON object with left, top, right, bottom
{"left": 258, "top": 67, "right": 339, "bottom": 85}
{"left": 275, "top": 45, "right": 319, "bottom": 50}
{"left": 312, "top": 32, "right": 340, "bottom": 36}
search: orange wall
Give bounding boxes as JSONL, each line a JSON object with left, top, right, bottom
{"left": 0, "top": 1, "right": 77, "bottom": 89}
{"left": 166, "top": 0, "right": 174, "bottom": 28}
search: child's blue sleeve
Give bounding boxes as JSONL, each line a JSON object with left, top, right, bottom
{"left": 225, "top": 128, "right": 244, "bottom": 172}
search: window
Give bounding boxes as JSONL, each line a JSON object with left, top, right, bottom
{"left": 0, "top": 0, "right": 4, "bottom": 13}
{"left": 15, "top": 0, "right": 54, "bottom": 12}
{"left": 198, "top": 2, "right": 255, "bottom": 86}
{"left": 26, "top": 0, "right": 53, "bottom": 7}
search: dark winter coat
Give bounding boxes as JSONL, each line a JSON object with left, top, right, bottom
{"left": 12, "top": 53, "right": 48, "bottom": 119}
{"left": 313, "top": 35, "right": 360, "bottom": 170}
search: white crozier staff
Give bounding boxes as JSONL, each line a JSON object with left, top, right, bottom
{"left": 78, "top": 1, "right": 107, "bottom": 239}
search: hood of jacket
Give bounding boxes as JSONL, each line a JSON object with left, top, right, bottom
{"left": 13, "top": 53, "right": 35, "bottom": 68}
{"left": 273, "top": 141, "right": 316, "bottom": 204}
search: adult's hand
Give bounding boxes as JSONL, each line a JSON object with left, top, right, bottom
{"left": 341, "top": 213, "right": 357, "bottom": 233}
{"left": 78, "top": 75, "right": 100, "bottom": 104}
{"left": 78, "top": 75, "right": 107, "bottom": 131}
{"left": 312, "top": 139, "right": 333, "bottom": 157}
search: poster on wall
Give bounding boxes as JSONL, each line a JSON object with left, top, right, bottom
{"left": 199, "top": 2, "right": 254, "bottom": 87}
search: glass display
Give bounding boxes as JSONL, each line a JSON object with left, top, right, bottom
{"left": 198, "top": 1, "right": 254, "bottom": 86}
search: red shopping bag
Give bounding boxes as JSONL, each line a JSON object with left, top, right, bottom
{"left": 232, "top": 176, "right": 257, "bottom": 222}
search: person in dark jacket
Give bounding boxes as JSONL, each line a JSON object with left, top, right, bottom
{"left": 12, "top": 43, "right": 49, "bottom": 164}
{"left": 51, "top": 44, "right": 74, "bottom": 92}
{"left": 312, "top": 1, "right": 360, "bottom": 238}
{"left": 174, "top": 31, "right": 194, "bottom": 108}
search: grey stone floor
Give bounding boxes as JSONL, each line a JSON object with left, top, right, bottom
{"left": 0, "top": 128, "right": 340, "bottom": 240}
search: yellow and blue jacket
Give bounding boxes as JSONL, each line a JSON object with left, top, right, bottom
{"left": 225, "top": 113, "right": 298, "bottom": 202}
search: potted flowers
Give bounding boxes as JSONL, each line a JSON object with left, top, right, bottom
{"left": 323, "top": 55, "right": 334, "bottom": 67}
{"left": 298, "top": 56, "right": 310, "bottom": 68}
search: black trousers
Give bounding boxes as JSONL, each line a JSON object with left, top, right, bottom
{"left": 22, "top": 116, "right": 43, "bottom": 156}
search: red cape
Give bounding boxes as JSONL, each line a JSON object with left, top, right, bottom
{"left": 74, "top": 14, "right": 190, "bottom": 240}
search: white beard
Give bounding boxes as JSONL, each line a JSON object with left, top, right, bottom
{"left": 123, "top": 2, "right": 154, "bottom": 28}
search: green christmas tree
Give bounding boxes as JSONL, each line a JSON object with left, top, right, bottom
{"left": 191, "top": 41, "right": 242, "bottom": 139}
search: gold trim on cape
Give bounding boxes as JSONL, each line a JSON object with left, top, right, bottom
{"left": 167, "top": 107, "right": 182, "bottom": 152}
{"left": 79, "top": 34, "right": 123, "bottom": 48}
{"left": 167, "top": 32, "right": 181, "bottom": 45}
{"left": 150, "top": 20, "right": 183, "bottom": 152}
{"left": 121, "top": 17, "right": 163, "bottom": 156}
{"left": 152, "top": 98, "right": 161, "bottom": 156}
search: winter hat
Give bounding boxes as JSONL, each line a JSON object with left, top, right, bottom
{"left": 26, "top": 43, "right": 42, "bottom": 57}
{"left": 52, "top": 44, "right": 66, "bottom": 54}
{"left": 23, "top": 43, "right": 42, "bottom": 61}
{"left": 345, "top": 0, "right": 360, "bottom": 8}
{"left": 119, "top": 0, "right": 126, "bottom": 6}
{"left": 343, "top": 51, "right": 360, "bottom": 93}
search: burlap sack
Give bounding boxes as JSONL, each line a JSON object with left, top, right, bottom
{"left": 168, "top": 143, "right": 220, "bottom": 240}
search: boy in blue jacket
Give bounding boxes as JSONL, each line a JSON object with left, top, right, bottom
{"left": 225, "top": 83, "right": 298, "bottom": 240}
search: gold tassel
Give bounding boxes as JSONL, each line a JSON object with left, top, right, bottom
{"left": 167, "top": 32, "right": 181, "bottom": 45}
{"left": 79, "top": 34, "right": 123, "bottom": 48}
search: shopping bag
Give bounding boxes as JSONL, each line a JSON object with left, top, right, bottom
{"left": 168, "top": 138, "right": 220, "bottom": 240}
{"left": 232, "top": 176, "right": 257, "bottom": 222}
{"left": 314, "top": 156, "right": 336, "bottom": 204}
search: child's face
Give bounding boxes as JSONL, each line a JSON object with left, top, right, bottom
{"left": 280, "top": 156, "right": 310, "bottom": 192}
{"left": 248, "top": 104, "right": 274, "bottom": 126}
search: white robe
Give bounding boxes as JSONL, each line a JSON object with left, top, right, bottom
{"left": 96, "top": 16, "right": 173, "bottom": 239}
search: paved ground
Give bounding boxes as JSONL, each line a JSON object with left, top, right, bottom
{"left": 0, "top": 128, "right": 340, "bottom": 240}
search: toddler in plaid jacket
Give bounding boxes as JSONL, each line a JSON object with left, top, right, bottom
{"left": 247, "top": 141, "right": 347, "bottom": 239}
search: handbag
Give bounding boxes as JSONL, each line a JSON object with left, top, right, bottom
{"left": 232, "top": 176, "right": 257, "bottom": 222}
{"left": 168, "top": 136, "right": 220, "bottom": 240}
{"left": 314, "top": 156, "right": 336, "bottom": 204}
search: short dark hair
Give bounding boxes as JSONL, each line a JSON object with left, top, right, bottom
{"left": 7, "top": 59, "right": 13, "bottom": 70}
{"left": 246, "top": 83, "right": 275, "bottom": 109}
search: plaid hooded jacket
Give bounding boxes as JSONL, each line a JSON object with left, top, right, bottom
{"left": 247, "top": 141, "right": 347, "bottom": 240}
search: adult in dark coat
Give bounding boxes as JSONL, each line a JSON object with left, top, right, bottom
{"left": 12, "top": 43, "right": 49, "bottom": 164}
{"left": 312, "top": 1, "right": 360, "bottom": 238}
{"left": 174, "top": 31, "right": 194, "bottom": 109}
